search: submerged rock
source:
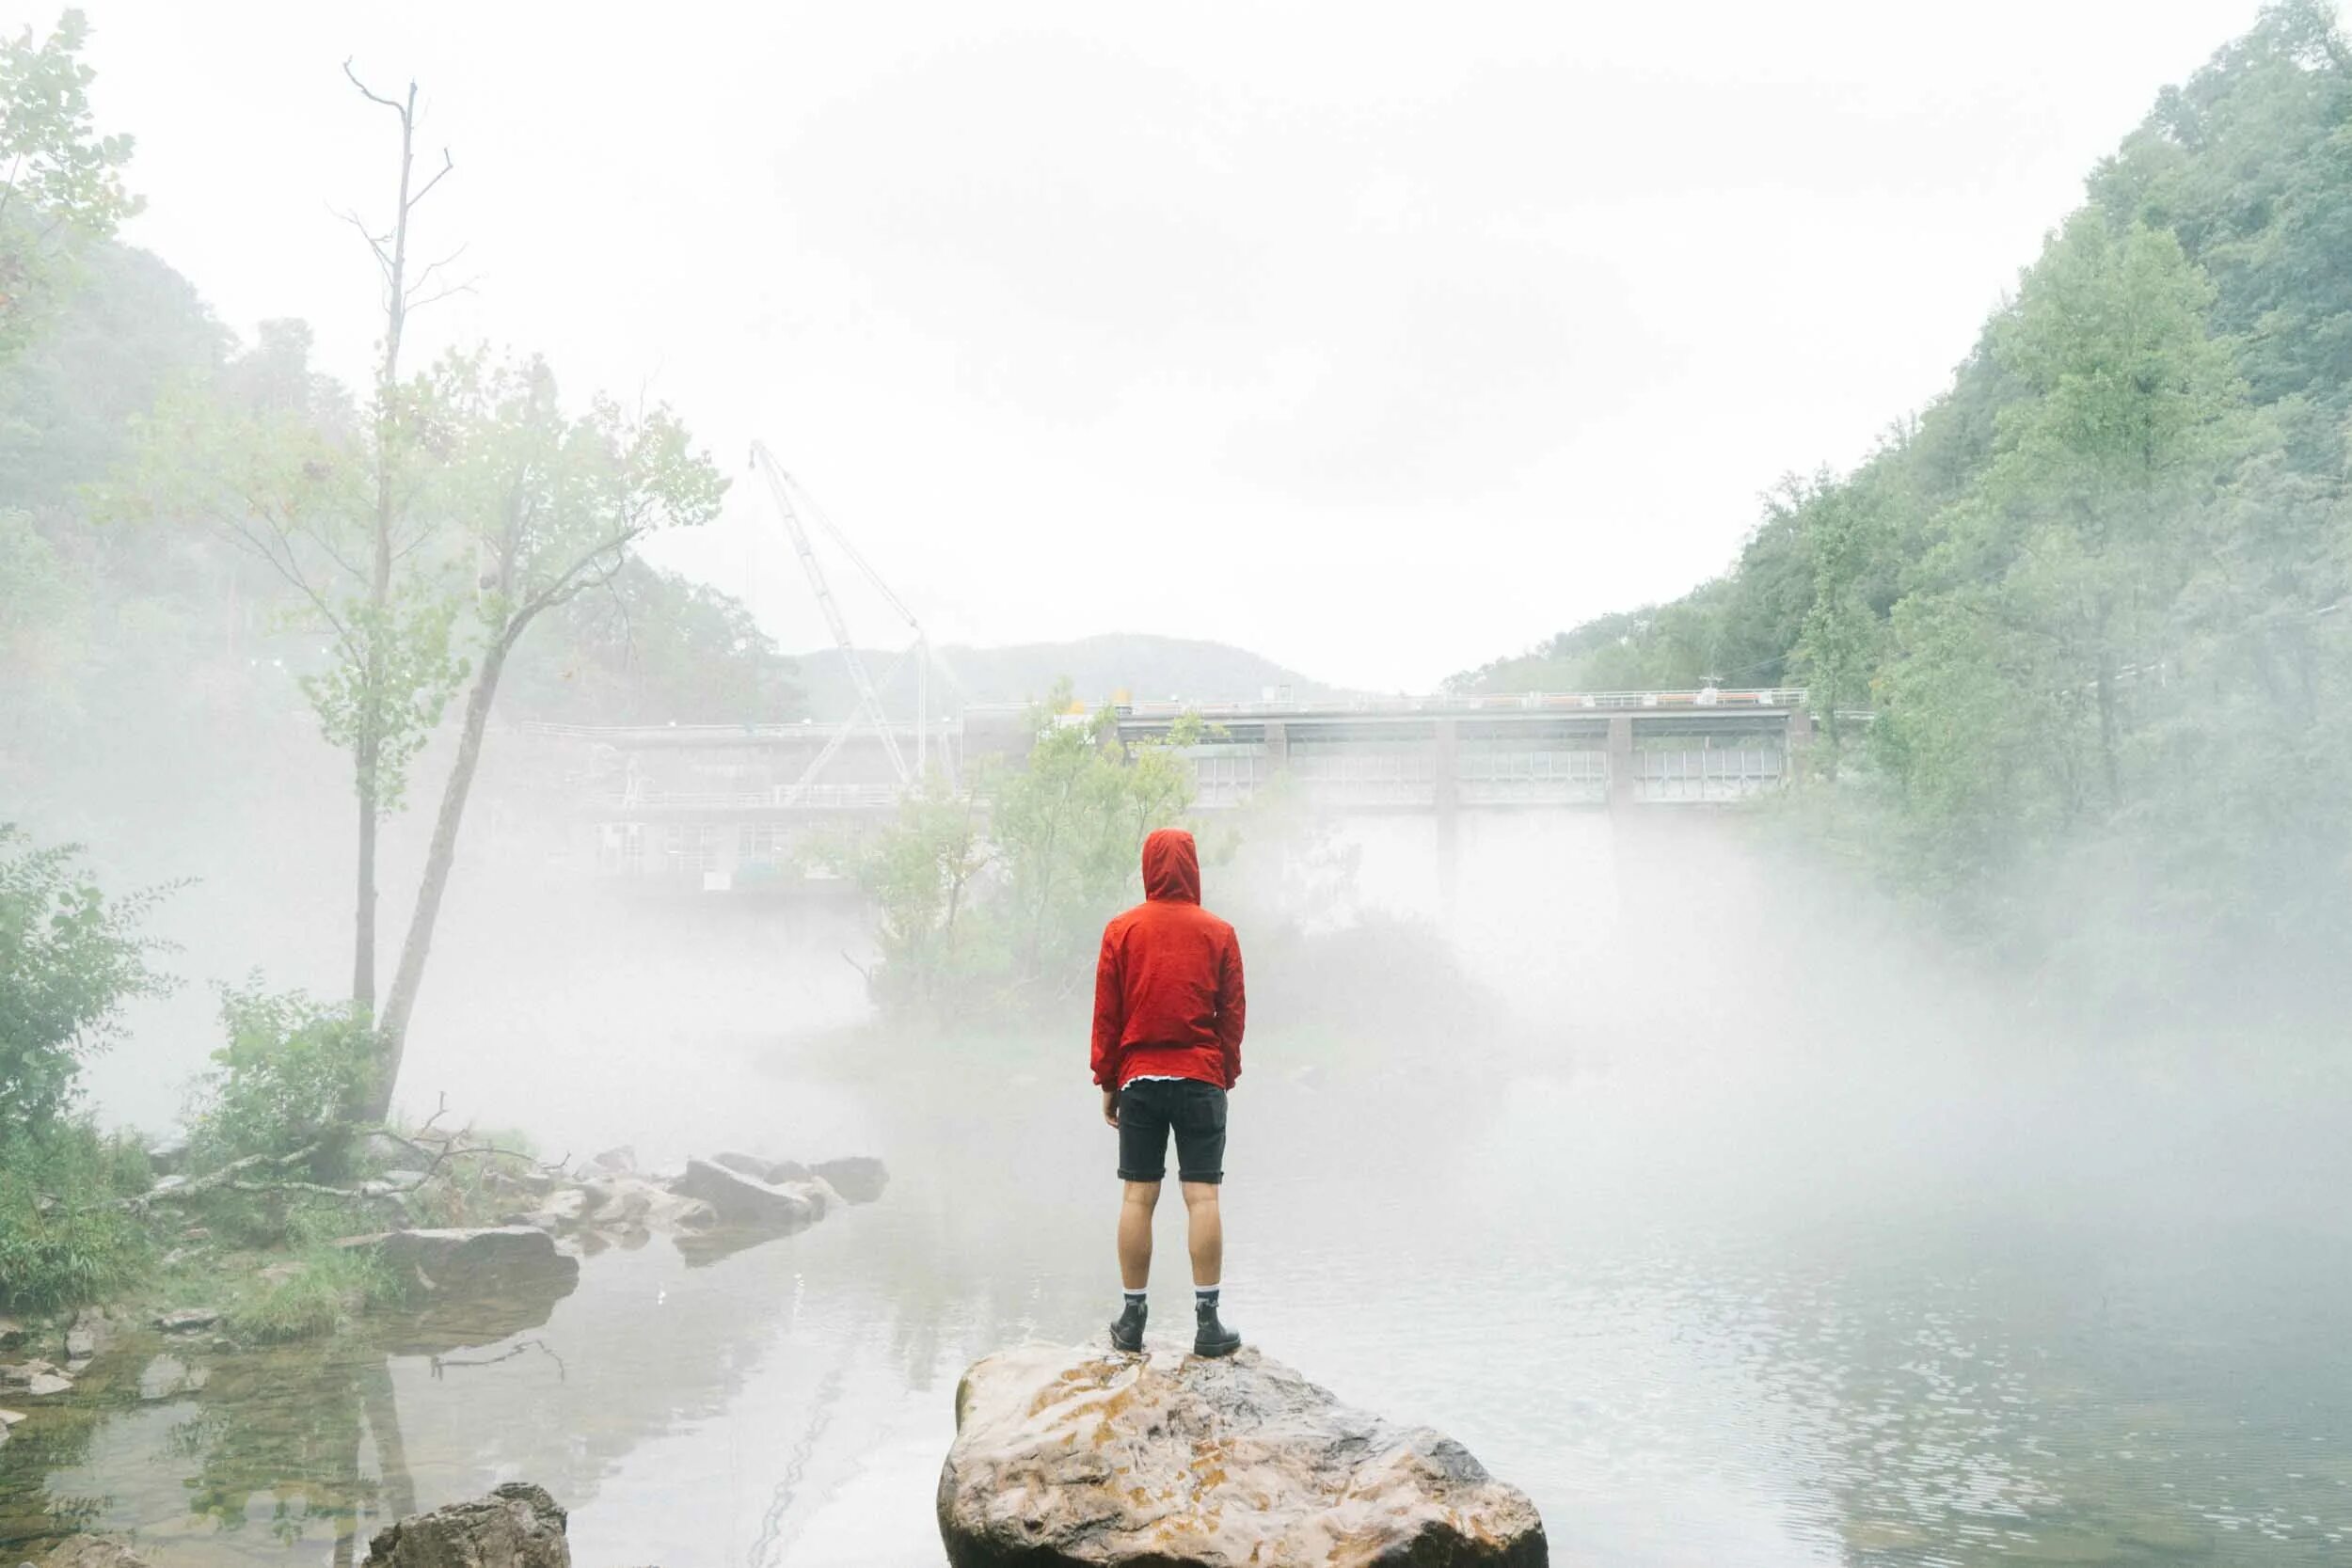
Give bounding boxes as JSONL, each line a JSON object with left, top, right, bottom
{"left": 936, "top": 1344, "right": 1548, "bottom": 1568}
{"left": 337, "top": 1227, "right": 581, "bottom": 1297}
{"left": 362, "top": 1481, "right": 570, "bottom": 1568}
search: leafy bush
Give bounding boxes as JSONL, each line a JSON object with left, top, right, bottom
{"left": 0, "top": 1121, "right": 152, "bottom": 1311}
{"left": 229, "top": 1243, "right": 405, "bottom": 1342}
{"left": 189, "top": 980, "right": 376, "bottom": 1164}
{"left": 0, "top": 825, "right": 172, "bottom": 1137}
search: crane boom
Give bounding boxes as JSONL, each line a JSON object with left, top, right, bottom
{"left": 750, "top": 442, "right": 910, "bottom": 786}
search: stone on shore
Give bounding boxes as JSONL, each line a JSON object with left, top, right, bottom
{"left": 34, "top": 1536, "right": 148, "bottom": 1568}
{"left": 0, "top": 1360, "right": 73, "bottom": 1398}
{"left": 936, "top": 1344, "right": 1548, "bottom": 1568}
{"left": 670, "top": 1158, "right": 820, "bottom": 1232}
{"left": 336, "top": 1227, "right": 580, "bottom": 1296}
{"left": 153, "top": 1307, "right": 218, "bottom": 1334}
{"left": 361, "top": 1481, "right": 570, "bottom": 1568}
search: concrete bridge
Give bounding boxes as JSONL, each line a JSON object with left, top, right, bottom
{"left": 496, "top": 689, "right": 1817, "bottom": 887}
{"left": 1104, "top": 689, "right": 1813, "bottom": 813}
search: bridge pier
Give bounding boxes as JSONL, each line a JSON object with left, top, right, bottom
{"left": 1263, "top": 720, "right": 1289, "bottom": 779}
{"left": 1606, "top": 716, "right": 1636, "bottom": 813}
{"left": 1433, "top": 719, "right": 1460, "bottom": 911}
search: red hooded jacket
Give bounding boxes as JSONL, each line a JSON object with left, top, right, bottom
{"left": 1090, "top": 828, "right": 1246, "bottom": 1090}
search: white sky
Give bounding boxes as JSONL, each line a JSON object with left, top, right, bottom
{"left": 78, "top": 0, "right": 2272, "bottom": 690}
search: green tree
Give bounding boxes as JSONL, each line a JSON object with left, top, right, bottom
{"left": 370, "top": 351, "right": 726, "bottom": 1112}
{"left": 0, "top": 8, "right": 138, "bottom": 363}
{"left": 0, "top": 824, "right": 168, "bottom": 1137}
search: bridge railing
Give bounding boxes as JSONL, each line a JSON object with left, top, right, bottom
{"left": 589, "top": 784, "right": 907, "bottom": 812}
{"left": 1118, "top": 688, "right": 1809, "bottom": 718}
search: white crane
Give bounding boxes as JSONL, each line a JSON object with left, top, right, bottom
{"left": 749, "top": 442, "right": 946, "bottom": 800}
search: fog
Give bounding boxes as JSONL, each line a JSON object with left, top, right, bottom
{"left": 10, "top": 3, "right": 2352, "bottom": 1563}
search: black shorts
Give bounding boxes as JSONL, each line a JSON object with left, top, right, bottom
{"left": 1115, "top": 1078, "right": 1227, "bottom": 1184}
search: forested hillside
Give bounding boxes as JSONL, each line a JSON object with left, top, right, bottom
{"left": 0, "top": 238, "right": 797, "bottom": 828}
{"left": 1458, "top": 1, "right": 2352, "bottom": 1012}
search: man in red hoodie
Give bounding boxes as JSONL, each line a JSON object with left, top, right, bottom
{"left": 1092, "top": 826, "right": 1246, "bottom": 1357}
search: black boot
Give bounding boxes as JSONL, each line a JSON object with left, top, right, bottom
{"left": 1193, "top": 1296, "right": 1241, "bottom": 1358}
{"left": 1109, "top": 1298, "right": 1147, "bottom": 1354}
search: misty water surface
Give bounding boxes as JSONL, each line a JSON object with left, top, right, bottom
{"left": 8, "top": 816, "right": 2350, "bottom": 1566}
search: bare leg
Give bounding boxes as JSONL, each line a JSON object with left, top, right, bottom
{"left": 1118, "top": 1180, "right": 1161, "bottom": 1291}
{"left": 1180, "top": 1181, "right": 1222, "bottom": 1287}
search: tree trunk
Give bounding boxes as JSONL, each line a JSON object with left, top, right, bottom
{"left": 368, "top": 633, "right": 514, "bottom": 1119}
{"left": 352, "top": 77, "right": 417, "bottom": 1026}
{"left": 353, "top": 756, "right": 378, "bottom": 1013}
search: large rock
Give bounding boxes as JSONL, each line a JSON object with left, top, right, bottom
{"left": 337, "top": 1227, "right": 581, "bottom": 1296}
{"left": 670, "top": 1159, "right": 820, "bottom": 1232}
{"left": 362, "top": 1482, "right": 570, "bottom": 1568}
{"left": 936, "top": 1345, "right": 1547, "bottom": 1568}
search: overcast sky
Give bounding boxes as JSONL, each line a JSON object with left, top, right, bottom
{"left": 79, "top": 0, "right": 2273, "bottom": 691}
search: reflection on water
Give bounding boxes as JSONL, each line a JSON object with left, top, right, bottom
{"left": 10, "top": 817, "right": 2351, "bottom": 1565}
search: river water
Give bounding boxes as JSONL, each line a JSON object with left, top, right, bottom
{"left": 7, "top": 816, "right": 2349, "bottom": 1565}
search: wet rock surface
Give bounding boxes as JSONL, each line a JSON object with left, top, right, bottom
{"left": 152, "top": 1307, "right": 219, "bottom": 1334}
{"left": 337, "top": 1227, "right": 580, "bottom": 1297}
{"left": 936, "top": 1344, "right": 1548, "bottom": 1568}
{"left": 360, "top": 1481, "right": 571, "bottom": 1568}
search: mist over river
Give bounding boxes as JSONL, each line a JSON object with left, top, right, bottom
{"left": 9, "top": 816, "right": 2350, "bottom": 1566}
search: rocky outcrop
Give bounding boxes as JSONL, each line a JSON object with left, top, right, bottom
{"left": 337, "top": 1227, "right": 580, "bottom": 1296}
{"left": 936, "top": 1345, "right": 1548, "bottom": 1568}
{"left": 361, "top": 1482, "right": 570, "bottom": 1568}
{"left": 670, "top": 1158, "right": 825, "bottom": 1232}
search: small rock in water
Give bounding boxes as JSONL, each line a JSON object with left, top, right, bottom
{"left": 0, "top": 1318, "right": 26, "bottom": 1352}
{"left": 0, "top": 1408, "right": 27, "bottom": 1425}
{"left": 137, "top": 1355, "right": 210, "bottom": 1402}
{"left": 154, "top": 1307, "right": 220, "bottom": 1334}
{"left": 362, "top": 1481, "right": 570, "bottom": 1568}
{"left": 937, "top": 1344, "right": 1548, "bottom": 1567}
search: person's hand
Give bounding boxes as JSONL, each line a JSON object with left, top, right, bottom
{"left": 1103, "top": 1087, "right": 1120, "bottom": 1129}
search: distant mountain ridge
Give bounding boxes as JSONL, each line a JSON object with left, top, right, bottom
{"left": 790, "top": 633, "right": 1338, "bottom": 723}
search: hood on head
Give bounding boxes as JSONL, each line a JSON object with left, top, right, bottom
{"left": 1141, "top": 827, "right": 1200, "bottom": 904}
